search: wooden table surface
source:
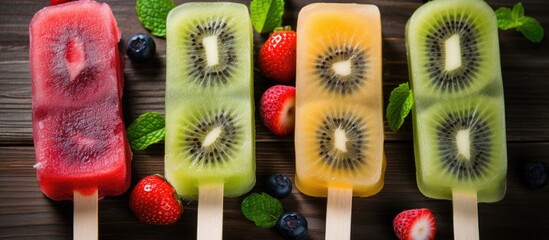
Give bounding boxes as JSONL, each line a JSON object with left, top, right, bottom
{"left": 1, "top": 0, "right": 548, "bottom": 239}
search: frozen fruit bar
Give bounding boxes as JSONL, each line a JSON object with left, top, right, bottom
{"left": 295, "top": 3, "right": 384, "bottom": 239}
{"left": 295, "top": 2, "right": 384, "bottom": 200}
{"left": 165, "top": 1, "right": 255, "bottom": 199}
{"left": 165, "top": 2, "right": 255, "bottom": 239}
{"left": 407, "top": 0, "right": 507, "bottom": 205}
{"left": 30, "top": 0, "right": 131, "bottom": 201}
{"left": 406, "top": 0, "right": 507, "bottom": 238}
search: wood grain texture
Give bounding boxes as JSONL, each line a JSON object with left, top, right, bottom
{"left": 1, "top": 0, "right": 548, "bottom": 239}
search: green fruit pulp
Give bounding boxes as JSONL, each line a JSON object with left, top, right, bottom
{"left": 407, "top": 0, "right": 507, "bottom": 203}
{"left": 165, "top": 2, "right": 255, "bottom": 199}
{"left": 413, "top": 97, "right": 507, "bottom": 202}
{"left": 406, "top": 0, "right": 502, "bottom": 100}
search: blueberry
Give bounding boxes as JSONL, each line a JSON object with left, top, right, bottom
{"left": 522, "top": 161, "right": 548, "bottom": 189}
{"left": 276, "top": 212, "right": 308, "bottom": 240}
{"left": 126, "top": 33, "right": 156, "bottom": 62}
{"left": 265, "top": 173, "right": 292, "bottom": 198}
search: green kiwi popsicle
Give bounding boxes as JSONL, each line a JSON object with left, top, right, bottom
{"left": 406, "top": 0, "right": 507, "bottom": 238}
{"left": 165, "top": 2, "right": 255, "bottom": 239}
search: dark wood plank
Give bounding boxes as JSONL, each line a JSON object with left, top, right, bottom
{"left": 1, "top": 143, "right": 548, "bottom": 239}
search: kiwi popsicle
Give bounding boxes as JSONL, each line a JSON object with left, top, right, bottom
{"left": 295, "top": 3, "right": 385, "bottom": 239}
{"left": 165, "top": 2, "right": 255, "bottom": 239}
{"left": 406, "top": 0, "right": 507, "bottom": 238}
{"left": 30, "top": 0, "right": 131, "bottom": 237}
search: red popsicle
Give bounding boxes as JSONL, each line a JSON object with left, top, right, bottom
{"left": 30, "top": 0, "right": 131, "bottom": 202}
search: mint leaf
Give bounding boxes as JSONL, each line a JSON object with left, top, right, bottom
{"left": 136, "top": 0, "right": 176, "bottom": 37}
{"left": 517, "top": 17, "right": 544, "bottom": 43}
{"left": 386, "top": 83, "right": 414, "bottom": 132}
{"left": 127, "top": 112, "right": 165, "bottom": 151}
{"left": 496, "top": 2, "right": 544, "bottom": 42}
{"left": 241, "top": 192, "right": 283, "bottom": 228}
{"left": 496, "top": 7, "right": 519, "bottom": 30}
{"left": 511, "top": 2, "right": 524, "bottom": 20}
{"left": 250, "top": 0, "right": 284, "bottom": 33}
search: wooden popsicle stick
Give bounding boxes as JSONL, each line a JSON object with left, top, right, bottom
{"left": 197, "top": 184, "right": 224, "bottom": 240}
{"left": 74, "top": 189, "right": 98, "bottom": 240}
{"left": 452, "top": 190, "right": 479, "bottom": 240}
{"left": 325, "top": 187, "right": 353, "bottom": 240}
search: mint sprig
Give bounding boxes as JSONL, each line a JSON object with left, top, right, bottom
{"left": 241, "top": 192, "right": 283, "bottom": 228}
{"left": 136, "top": 0, "right": 176, "bottom": 37}
{"left": 250, "top": 0, "right": 284, "bottom": 33}
{"left": 386, "top": 83, "right": 414, "bottom": 132}
{"left": 496, "top": 2, "right": 544, "bottom": 42}
{"left": 127, "top": 112, "right": 165, "bottom": 151}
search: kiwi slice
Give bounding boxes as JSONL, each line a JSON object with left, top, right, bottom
{"left": 317, "top": 111, "right": 367, "bottom": 170}
{"left": 406, "top": 0, "right": 501, "bottom": 98}
{"left": 165, "top": 100, "right": 255, "bottom": 198}
{"left": 295, "top": 101, "right": 384, "bottom": 197}
{"left": 166, "top": 2, "right": 252, "bottom": 95}
{"left": 296, "top": 4, "right": 382, "bottom": 104}
{"left": 313, "top": 45, "right": 368, "bottom": 95}
{"left": 414, "top": 97, "right": 507, "bottom": 202}
{"left": 165, "top": 2, "right": 255, "bottom": 198}
{"left": 186, "top": 19, "right": 236, "bottom": 87}
{"left": 179, "top": 107, "right": 242, "bottom": 165}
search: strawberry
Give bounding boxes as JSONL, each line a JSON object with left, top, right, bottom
{"left": 260, "top": 85, "right": 296, "bottom": 136}
{"left": 129, "top": 175, "right": 183, "bottom": 225}
{"left": 393, "top": 208, "right": 436, "bottom": 240}
{"left": 50, "top": 0, "right": 74, "bottom": 5}
{"left": 258, "top": 26, "right": 297, "bottom": 83}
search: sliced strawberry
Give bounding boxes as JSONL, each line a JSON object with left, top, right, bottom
{"left": 129, "top": 175, "right": 183, "bottom": 225}
{"left": 260, "top": 85, "right": 296, "bottom": 136}
{"left": 393, "top": 208, "right": 436, "bottom": 240}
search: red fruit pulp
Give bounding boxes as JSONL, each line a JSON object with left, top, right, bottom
{"left": 260, "top": 85, "right": 296, "bottom": 135}
{"left": 30, "top": 0, "right": 131, "bottom": 201}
